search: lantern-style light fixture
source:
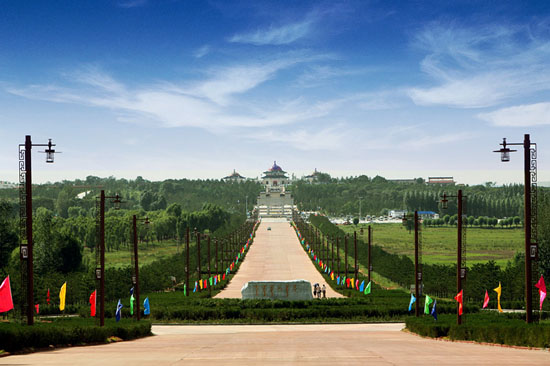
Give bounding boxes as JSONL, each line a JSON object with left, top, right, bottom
{"left": 112, "top": 194, "right": 122, "bottom": 210}
{"left": 493, "top": 138, "right": 517, "bottom": 162}
{"left": 39, "top": 139, "right": 58, "bottom": 163}
{"left": 440, "top": 193, "right": 449, "bottom": 210}
{"left": 144, "top": 217, "right": 150, "bottom": 225}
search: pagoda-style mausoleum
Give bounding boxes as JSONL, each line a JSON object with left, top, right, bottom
{"left": 222, "top": 169, "right": 246, "bottom": 183}
{"left": 257, "top": 161, "right": 295, "bottom": 218}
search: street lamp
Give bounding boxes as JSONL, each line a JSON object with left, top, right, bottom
{"left": 494, "top": 134, "right": 537, "bottom": 323}
{"left": 96, "top": 190, "right": 124, "bottom": 326}
{"left": 18, "top": 135, "right": 59, "bottom": 325}
{"left": 440, "top": 190, "right": 466, "bottom": 325}
{"left": 132, "top": 215, "right": 150, "bottom": 320}
{"left": 402, "top": 212, "right": 421, "bottom": 317}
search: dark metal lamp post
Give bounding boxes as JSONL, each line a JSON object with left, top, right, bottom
{"left": 18, "top": 135, "right": 58, "bottom": 326}
{"left": 96, "top": 191, "right": 123, "bottom": 326}
{"left": 132, "top": 215, "right": 150, "bottom": 320}
{"left": 494, "top": 134, "right": 537, "bottom": 323}
{"left": 440, "top": 190, "right": 466, "bottom": 325}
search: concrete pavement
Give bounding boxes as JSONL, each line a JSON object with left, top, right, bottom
{"left": 2, "top": 324, "right": 548, "bottom": 365}
{"left": 215, "top": 220, "right": 343, "bottom": 298}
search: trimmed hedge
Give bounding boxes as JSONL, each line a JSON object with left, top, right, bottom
{"left": 0, "top": 318, "right": 152, "bottom": 353}
{"left": 406, "top": 313, "right": 550, "bottom": 348}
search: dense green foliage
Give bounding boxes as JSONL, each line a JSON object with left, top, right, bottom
{"left": 0, "top": 318, "right": 152, "bottom": 353}
{"left": 137, "top": 291, "right": 476, "bottom": 323}
{"left": 406, "top": 313, "right": 550, "bottom": 348}
{"left": 291, "top": 176, "right": 537, "bottom": 218}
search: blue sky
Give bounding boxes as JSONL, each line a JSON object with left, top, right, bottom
{"left": 1, "top": 0, "right": 550, "bottom": 185}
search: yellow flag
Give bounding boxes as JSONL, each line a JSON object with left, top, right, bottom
{"left": 493, "top": 282, "right": 503, "bottom": 313}
{"left": 217, "top": 274, "right": 221, "bottom": 282}
{"left": 59, "top": 282, "right": 67, "bottom": 311}
{"left": 331, "top": 272, "right": 334, "bottom": 281}
{"left": 199, "top": 280, "right": 203, "bottom": 289}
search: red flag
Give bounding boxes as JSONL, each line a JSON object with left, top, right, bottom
{"left": 454, "top": 289, "right": 464, "bottom": 315}
{"left": 222, "top": 273, "right": 226, "bottom": 280}
{"left": 346, "top": 278, "right": 350, "bottom": 287}
{"left": 482, "top": 290, "right": 490, "bottom": 309}
{"left": 47, "top": 288, "right": 50, "bottom": 305}
{"left": 89, "top": 290, "right": 97, "bottom": 317}
{"left": 0, "top": 276, "right": 14, "bottom": 313}
{"left": 535, "top": 275, "right": 547, "bottom": 310}
{"left": 35, "top": 304, "right": 40, "bottom": 314}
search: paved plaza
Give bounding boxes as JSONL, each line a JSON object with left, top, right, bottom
{"left": 215, "top": 220, "right": 342, "bottom": 298}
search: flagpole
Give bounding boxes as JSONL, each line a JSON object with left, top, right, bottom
{"left": 414, "top": 211, "right": 420, "bottom": 317}
{"left": 196, "top": 229, "right": 201, "bottom": 292}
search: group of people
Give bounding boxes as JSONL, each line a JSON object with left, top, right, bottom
{"left": 313, "top": 283, "right": 326, "bottom": 299}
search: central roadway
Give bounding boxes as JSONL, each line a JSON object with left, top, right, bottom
{"left": 215, "top": 219, "right": 342, "bottom": 298}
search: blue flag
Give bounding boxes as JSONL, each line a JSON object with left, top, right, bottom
{"left": 337, "top": 276, "right": 340, "bottom": 285}
{"left": 359, "top": 280, "right": 365, "bottom": 292}
{"left": 143, "top": 297, "right": 150, "bottom": 315}
{"left": 431, "top": 300, "right": 437, "bottom": 321}
{"left": 408, "top": 293, "right": 416, "bottom": 312}
{"left": 115, "top": 299, "right": 123, "bottom": 322}
{"left": 130, "top": 287, "right": 134, "bottom": 296}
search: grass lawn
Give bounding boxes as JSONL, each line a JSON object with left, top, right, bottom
{"left": 340, "top": 223, "right": 523, "bottom": 267}
{"left": 83, "top": 240, "right": 183, "bottom": 269}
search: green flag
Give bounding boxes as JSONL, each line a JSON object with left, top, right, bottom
{"left": 130, "top": 294, "right": 135, "bottom": 315}
{"left": 424, "top": 295, "right": 433, "bottom": 314}
{"left": 364, "top": 281, "right": 371, "bottom": 295}
{"left": 209, "top": 277, "right": 213, "bottom": 286}
{"left": 184, "top": 284, "right": 187, "bottom": 296}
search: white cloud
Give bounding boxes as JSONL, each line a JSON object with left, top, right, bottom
{"left": 5, "top": 61, "right": 339, "bottom": 132}
{"left": 477, "top": 102, "right": 550, "bottom": 126}
{"left": 193, "top": 45, "right": 210, "bottom": 58}
{"left": 408, "top": 22, "right": 550, "bottom": 108}
{"left": 229, "top": 17, "right": 314, "bottom": 45}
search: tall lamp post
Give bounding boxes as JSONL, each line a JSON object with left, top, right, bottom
{"left": 494, "top": 135, "right": 537, "bottom": 323}
{"left": 96, "top": 191, "right": 122, "bottom": 326}
{"left": 441, "top": 190, "right": 466, "bottom": 325}
{"left": 402, "top": 212, "right": 421, "bottom": 317}
{"left": 18, "top": 136, "right": 58, "bottom": 325}
{"left": 132, "top": 215, "right": 149, "bottom": 320}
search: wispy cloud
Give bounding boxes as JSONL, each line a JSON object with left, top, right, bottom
{"left": 5, "top": 59, "right": 338, "bottom": 132}
{"left": 229, "top": 15, "right": 316, "bottom": 45}
{"left": 477, "top": 102, "right": 550, "bottom": 126}
{"left": 408, "top": 22, "right": 550, "bottom": 108}
{"left": 246, "top": 123, "right": 351, "bottom": 151}
{"left": 193, "top": 45, "right": 210, "bottom": 58}
{"left": 117, "top": 0, "right": 147, "bottom": 8}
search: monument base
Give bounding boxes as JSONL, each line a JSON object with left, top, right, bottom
{"left": 241, "top": 280, "right": 313, "bottom": 301}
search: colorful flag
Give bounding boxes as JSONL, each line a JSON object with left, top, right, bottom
{"left": 454, "top": 289, "right": 463, "bottom": 316}
{"left": 143, "top": 297, "right": 150, "bottom": 315}
{"left": 330, "top": 272, "right": 334, "bottom": 281}
{"left": 364, "top": 281, "right": 371, "bottom": 295}
{"left": 346, "top": 278, "right": 350, "bottom": 287}
{"left": 199, "top": 280, "right": 203, "bottom": 290}
{"left": 351, "top": 278, "right": 355, "bottom": 289}
{"left": 222, "top": 273, "right": 226, "bottom": 280}
{"left": 482, "top": 290, "right": 490, "bottom": 309}
{"left": 218, "top": 274, "right": 221, "bottom": 283}
{"left": 359, "top": 280, "right": 365, "bottom": 292}
{"left": 535, "top": 275, "right": 547, "bottom": 310}
{"left": 35, "top": 304, "right": 39, "bottom": 314}
{"left": 203, "top": 279, "right": 207, "bottom": 289}
{"left": 47, "top": 288, "right": 50, "bottom": 305}
{"left": 193, "top": 281, "right": 197, "bottom": 292}
{"left": 355, "top": 279, "right": 359, "bottom": 290}
{"left": 59, "top": 282, "right": 67, "bottom": 311}
{"left": 130, "top": 294, "right": 135, "bottom": 316}
{"left": 209, "top": 277, "right": 213, "bottom": 286}
{"left": 115, "top": 299, "right": 123, "bottom": 322}
{"left": 494, "top": 282, "right": 503, "bottom": 313}
{"left": 424, "top": 295, "right": 433, "bottom": 314}
{"left": 214, "top": 276, "right": 217, "bottom": 286}
{"left": 89, "top": 290, "right": 96, "bottom": 317}
{"left": 431, "top": 300, "right": 438, "bottom": 321}
{"left": 408, "top": 293, "right": 416, "bottom": 312}
{"left": 0, "top": 276, "right": 14, "bottom": 313}
{"left": 337, "top": 276, "right": 340, "bottom": 285}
